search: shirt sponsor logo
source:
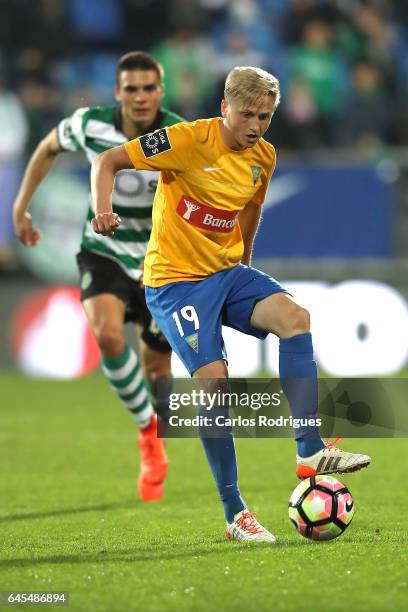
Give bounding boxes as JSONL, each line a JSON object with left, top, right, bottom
{"left": 176, "top": 195, "right": 239, "bottom": 233}
{"left": 140, "top": 128, "right": 171, "bottom": 157}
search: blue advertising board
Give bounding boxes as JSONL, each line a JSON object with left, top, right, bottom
{"left": 254, "top": 164, "right": 392, "bottom": 258}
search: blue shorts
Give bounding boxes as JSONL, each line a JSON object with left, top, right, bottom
{"left": 145, "top": 264, "right": 285, "bottom": 375}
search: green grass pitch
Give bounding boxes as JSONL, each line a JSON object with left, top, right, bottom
{"left": 1, "top": 372, "right": 407, "bottom": 611}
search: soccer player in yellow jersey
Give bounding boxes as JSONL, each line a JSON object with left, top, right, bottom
{"left": 91, "top": 67, "right": 371, "bottom": 543}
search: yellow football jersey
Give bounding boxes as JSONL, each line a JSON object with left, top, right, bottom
{"left": 124, "top": 117, "right": 276, "bottom": 287}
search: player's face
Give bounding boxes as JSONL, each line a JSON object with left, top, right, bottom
{"left": 116, "top": 69, "right": 163, "bottom": 131}
{"left": 220, "top": 95, "right": 276, "bottom": 150}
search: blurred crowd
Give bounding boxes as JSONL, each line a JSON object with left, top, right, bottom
{"left": 0, "top": 0, "right": 408, "bottom": 158}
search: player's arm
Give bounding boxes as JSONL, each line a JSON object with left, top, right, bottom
{"left": 238, "top": 200, "right": 262, "bottom": 266}
{"left": 239, "top": 148, "right": 276, "bottom": 265}
{"left": 90, "top": 145, "right": 133, "bottom": 236}
{"left": 91, "top": 123, "right": 194, "bottom": 236}
{"left": 13, "top": 128, "right": 62, "bottom": 246}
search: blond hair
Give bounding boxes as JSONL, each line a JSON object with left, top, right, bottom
{"left": 224, "top": 66, "right": 280, "bottom": 109}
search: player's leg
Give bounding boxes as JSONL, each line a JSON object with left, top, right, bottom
{"left": 145, "top": 274, "right": 276, "bottom": 542}
{"left": 77, "top": 248, "right": 168, "bottom": 501}
{"left": 135, "top": 336, "right": 171, "bottom": 500}
{"left": 193, "top": 360, "right": 245, "bottom": 523}
{"left": 77, "top": 248, "right": 155, "bottom": 428}
{"left": 125, "top": 287, "right": 174, "bottom": 500}
{"left": 250, "top": 291, "right": 324, "bottom": 457}
{"left": 224, "top": 264, "right": 371, "bottom": 478}
{"left": 224, "top": 265, "right": 319, "bottom": 456}
{"left": 139, "top": 338, "right": 172, "bottom": 420}
{"left": 137, "top": 308, "right": 173, "bottom": 423}
{"left": 83, "top": 294, "right": 168, "bottom": 501}
{"left": 192, "top": 359, "right": 274, "bottom": 543}
{"left": 82, "top": 294, "right": 154, "bottom": 427}
{"left": 250, "top": 291, "right": 371, "bottom": 477}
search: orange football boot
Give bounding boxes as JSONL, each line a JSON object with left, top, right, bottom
{"left": 137, "top": 413, "right": 169, "bottom": 501}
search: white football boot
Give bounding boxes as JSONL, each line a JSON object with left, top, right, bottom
{"left": 296, "top": 439, "right": 371, "bottom": 479}
{"left": 226, "top": 509, "right": 276, "bottom": 543}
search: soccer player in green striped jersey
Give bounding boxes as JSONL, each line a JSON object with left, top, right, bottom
{"left": 13, "top": 51, "right": 184, "bottom": 502}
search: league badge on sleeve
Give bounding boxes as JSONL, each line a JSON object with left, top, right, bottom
{"left": 140, "top": 128, "right": 172, "bottom": 158}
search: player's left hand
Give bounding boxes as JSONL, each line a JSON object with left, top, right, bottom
{"left": 14, "top": 211, "right": 41, "bottom": 246}
{"left": 91, "top": 212, "right": 121, "bottom": 236}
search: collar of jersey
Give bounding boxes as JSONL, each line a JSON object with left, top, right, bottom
{"left": 115, "top": 107, "right": 165, "bottom": 138}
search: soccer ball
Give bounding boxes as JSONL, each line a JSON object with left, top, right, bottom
{"left": 288, "top": 475, "right": 355, "bottom": 541}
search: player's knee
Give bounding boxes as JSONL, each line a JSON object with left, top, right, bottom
{"left": 193, "top": 360, "right": 228, "bottom": 379}
{"left": 276, "top": 302, "right": 310, "bottom": 337}
{"left": 145, "top": 355, "right": 172, "bottom": 386}
{"left": 94, "top": 324, "right": 125, "bottom": 357}
{"left": 287, "top": 305, "right": 310, "bottom": 335}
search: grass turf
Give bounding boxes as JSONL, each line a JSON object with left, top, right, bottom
{"left": 1, "top": 372, "right": 407, "bottom": 611}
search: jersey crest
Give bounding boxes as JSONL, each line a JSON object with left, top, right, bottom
{"left": 251, "top": 165, "right": 262, "bottom": 185}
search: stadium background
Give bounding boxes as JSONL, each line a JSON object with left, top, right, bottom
{"left": 1, "top": 3, "right": 408, "bottom": 611}
{"left": 1, "top": 0, "right": 408, "bottom": 378}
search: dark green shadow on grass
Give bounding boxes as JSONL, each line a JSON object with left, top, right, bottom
{"left": 0, "top": 539, "right": 310, "bottom": 569}
{"left": 0, "top": 500, "right": 137, "bottom": 523}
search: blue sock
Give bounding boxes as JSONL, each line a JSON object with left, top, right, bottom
{"left": 198, "top": 406, "right": 246, "bottom": 523}
{"left": 279, "top": 332, "right": 325, "bottom": 458}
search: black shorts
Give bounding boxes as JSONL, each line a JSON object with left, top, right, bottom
{"left": 76, "top": 248, "right": 171, "bottom": 354}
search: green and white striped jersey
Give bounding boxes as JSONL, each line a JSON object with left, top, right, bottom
{"left": 57, "top": 106, "right": 183, "bottom": 280}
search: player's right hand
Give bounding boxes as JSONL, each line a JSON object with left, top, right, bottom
{"left": 91, "top": 212, "right": 121, "bottom": 236}
{"left": 14, "top": 211, "right": 41, "bottom": 247}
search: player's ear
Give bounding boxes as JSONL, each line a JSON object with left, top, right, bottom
{"left": 114, "top": 85, "right": 121, "bottom": 103}
{"left": 221, "top": 99, "right": 228, "bottom": 117}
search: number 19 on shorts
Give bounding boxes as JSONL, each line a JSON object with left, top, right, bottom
{"left": 172, "top": 306, "right": 200, "bottom": 337}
